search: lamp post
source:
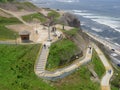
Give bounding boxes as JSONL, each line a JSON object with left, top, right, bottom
{"left": 47, "top": 24, "right": 51, "bottom": 41}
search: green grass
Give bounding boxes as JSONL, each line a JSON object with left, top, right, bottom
{"left": 0, "top": 0, "right": 15, "bottom": 3}
{"left": 16, "top": 2, "right": 37, "bottom": 10}
{"left": 47, "top": 10, "right": 60, "bottom": 22}
{"left": 22, "top": 13, "right": 47, "bottom": 23}
{"left": 0, "top": 44, "right": 56, "bottom": 90}
{"left": 0, "top": 16, "right": 21, "bottom": 40}
{"left": 22, "top": 2, "right": 37, "bottom": 8}
{"left": 0, "top": 25, "right": 18, "bottom": 40}
{"left": 0, "top": 16, "right": 22, "bottom": 25}
{"left": 111, "top": 70, "right": 120, "bottom": 90}
{"left": 91, "top": 49, "right": 105, "bottom": 79}
{"left": 63, "top": 28, "right": 79, "bottom": 37}
{"left": 53, "top": 66, "right": 100, "bottom": 90}
{"left": 46, "top": 39, "right": 79, "bottom": 70}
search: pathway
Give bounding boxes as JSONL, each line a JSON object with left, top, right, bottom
{"left": 93, "top": 44, "right": 113, "bottom": 90}
{"left": 35, "top": 42, "right": 92, "bottom": 80}
{"left": 0, "top": 8, "right": 30, "bottom": 26}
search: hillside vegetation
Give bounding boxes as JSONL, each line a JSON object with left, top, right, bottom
{"left": 46, "top": 39, "right": 80, "bottom": 70}
{"left": 0, "top": 44, "right": 56, "bottom": 90}
{"left": 91, "top": 50, "right": 105, "bottom": 79}
{"left": 47, "top": 10, "right": 60, "bottom": 22}
{"left": 111, "top": 69, "right": 120, "bottom": 90}
{"left": 53, "top": 66, "right": 100, "bottom": 90}
{"left": 0, "top": 0, "right": 15, "bottom": 3}
{"left": 0, "top": 16, "right": 21, "bottom": 40}
{"left": 22, "top": 13, "right": 47, "bottom": 23}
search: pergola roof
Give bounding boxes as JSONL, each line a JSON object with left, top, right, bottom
{"left": 19, "top": 30, "right": 30, "bottom": 35}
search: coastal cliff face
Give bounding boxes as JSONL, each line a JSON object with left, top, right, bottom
{"left": 59, "top": 12, "right": 80, "bottom": 28}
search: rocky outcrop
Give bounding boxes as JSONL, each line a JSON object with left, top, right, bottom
{"left": 59, "top": 12, "right": 80, "bottom": 28}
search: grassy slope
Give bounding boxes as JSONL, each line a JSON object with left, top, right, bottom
{"left": 91, "top": 49, "right": 105, "bottom": 79}
{"left": 63, "top": 28, "right": 79, "bottom": 37}
{"left": 0, "top": 44, "right": 55, "bottom": 90}
{"left": 47, "top": 10, "right": 60, "bottom": 22}
{"left": 22, "top": 13, "right": 47, "bottom": 23}
{"left": 53, "top": 66, "right": 100, "bottom": 90}
{"left": 111, "top": 69, "right": 120, "bottom": 90}
{"left": 0, "top": 16, "right": 22, "bottom": 25}
{"left": 46, "top": 39, "right": 79, "bottom": 70}
{"left": 0, "top": 25, "right": 18, "bottom": 40}
{"left": 0, "top": 16, "right": 21, "bottom": 40}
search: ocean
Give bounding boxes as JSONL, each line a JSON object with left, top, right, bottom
{"left": 31, "top": 0, "right": 120, "bottom": 46}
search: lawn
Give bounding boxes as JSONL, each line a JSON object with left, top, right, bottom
{"left": 111, "top": 70, "right": 120, "bottom": 90}
{"left": 91, "top": 49, "right": 105, "bottom": 79}
{"left": 0, "top": 44, "right": 56, "bottom": 90}
{"left": 47, "top": 10, "right": 60, "bottom": 22}
{"left": 22, "top": 13, "right": 47, "bottom": 23}
{"left": 0, "top": 16, "right": 21, "bottom": 40}
{"left": 0, "top": 25, "right": 18, "bottom": 40}
{"left": 63, "top": 28, "right": 79, "bottom": 37}
{"left": 0, "top": 16, "right": 22, "bottom": 25}
{"left": 52, "top": 66, "right": 100, "bottom": 90}
{"left": 46, "top": 39, "right": 79, "bottom": 70}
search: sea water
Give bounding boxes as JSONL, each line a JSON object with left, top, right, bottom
{"left": 31, "top": 0, "right": 120, "bottom": 45}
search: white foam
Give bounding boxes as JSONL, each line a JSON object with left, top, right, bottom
{"left": 73, "top": 10, "right": 120, "bottom": 32}
{"left": 91, "top": 27, "right": 103, "bottom": 32}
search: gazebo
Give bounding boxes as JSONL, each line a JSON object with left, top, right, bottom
{"left": 19, "top": 30, "right": 30, "bottom": 42}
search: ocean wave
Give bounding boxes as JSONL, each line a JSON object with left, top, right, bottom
{"left": 73, "top": 10, "right": 120, "bottom": 33}
{"left": 91, "top": 27, "right": 103, "bottom": 32}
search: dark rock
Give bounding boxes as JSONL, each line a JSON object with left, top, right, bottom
{"left": 59, "top": 12, "right": 80, "bottom": 28}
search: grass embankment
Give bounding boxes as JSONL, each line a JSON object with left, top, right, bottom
{"left": 22, "top": 13, "right": 47, "bottom": 23}
{"left": 0, "top": 16, "right": 21, "bottom": 40}
{"left": 0, "top": 16, "right": 22, "bottom": 25}
{"left": 53, "top": 66, "right": 100, "bottom": 90}
{"left": 47, "top": 10, "right": 60, "bottom": 22}
{"left": 63, "top": 28, "right": 79, "bottom": 37}
{"left": 46, "top": 39, "right": 79, "bottom": 70}
{"left": 91, "top": 49, "right": 105, "bottom": 79}
{"left": 111, "top": 69, "right": 120, "bottom": 90}
{"left": 0, "top": 25, "right": 18, "bottom": 40}
{"left": 0, "top": 0, "right": 15, "bottom": 3}
{"left": 0, "top": 44, "right": 56, "bottom": 90}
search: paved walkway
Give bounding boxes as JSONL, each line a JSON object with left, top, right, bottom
{"left": 93, "top": 44, "right": 113, "bottom": 90}
{"left": 35, "top": 42, "right": 92, "bottom": 80}
{"left": 0, "top": 8, "right": 30, "bottom": 26}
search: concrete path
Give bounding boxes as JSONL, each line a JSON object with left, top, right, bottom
{"left": 0, "top": 8, "right": 30, "bottom": 26}
{"left": 93, "top": 44, "right": 113, "bottom": 90}
{"left": 35, "top": 42, "right": 92, "bottom": 80}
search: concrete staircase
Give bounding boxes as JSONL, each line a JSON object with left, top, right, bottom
{"left": 35, "top": 46, "right": 49, "bottom": 74}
